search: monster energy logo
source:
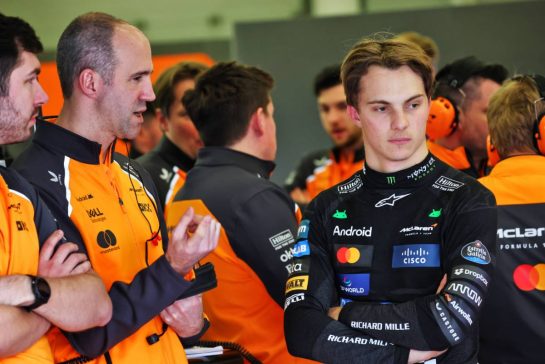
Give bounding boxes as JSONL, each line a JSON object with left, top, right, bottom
{"left": 386, "top": 176, "right": 396, "bottom": 184}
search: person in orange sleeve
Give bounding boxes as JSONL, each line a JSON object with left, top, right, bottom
{"left": 168, "top": 61, "right": 314, "bottom": 363}
{"left": 138, "top": 62, "right": 208, "bottom": 210}
{"left": 0, "top": 13, "right": 112, "bottom": 363}
{"left": 426, "top": 56, "right": 508, "bottom": 178}
{"left": 12, "top": 12, "right": 220, "bottom": 364}
{"left": 478, "top": 74, "right": 545, "bottom": 364}
{"left": 285, "top": 65, "right": 364, "bottom": 209}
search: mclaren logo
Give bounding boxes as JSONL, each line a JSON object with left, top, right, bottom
{"left": 497, "top": 227, "right": 545, "bottom": 239}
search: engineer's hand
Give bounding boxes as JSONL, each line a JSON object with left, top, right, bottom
{"left": 38, "top": 230, "right": 91, "bottom": 277}
{"left": 166, "top": 207, "right": 220, "bottom": 275}
{"left": 160, "top": 294, "right": 204, "bottom": 337}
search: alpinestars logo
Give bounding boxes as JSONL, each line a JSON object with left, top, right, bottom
{"left": 48, "top": 170, "right": 62, "bottom": 185}
{"left": 160, "top": 168, "right": 173, "bottom": 182}
{"left": 375, "top": 193, "right": 410, "bottom": 207}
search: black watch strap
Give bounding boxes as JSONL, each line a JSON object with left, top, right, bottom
{"left": 24, "top": 275, "right": 51, "bottom": 312}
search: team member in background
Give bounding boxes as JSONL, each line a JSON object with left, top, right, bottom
{"left": 284, "top": 36, "right": 497, "bottom": 363}
{"left": 393, "top": 31, "right": 440, "bottom": 75}
{"left": 478, "top": 74, "right": 545, "bottom": 364}
{"left": 138, "top": 62, "right": 208, "bottom": 209}
{"left": 13, "top": 12, "right": 219, "bottom": 364}
{"left": 0, "top": 12, "right": 111, "bottom": 362}
{"left": 285, "top": 64, "right": 363, "bottom": 208}
{"left": 426, "top": 56, "right": 507, "bottom": 177}
{"left": 169, "top": 62, "right": 312, "bottom": 363}
{"left": 128, "top": 104, "right": 163, "bottom": 159}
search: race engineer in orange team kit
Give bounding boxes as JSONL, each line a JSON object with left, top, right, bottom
{"left": 168, "top": 62, "right": 315, "bottom": 363}
{"left": 0, "top": 12, "right": 112, "bottom": 363}
{"left": 13, "top": 12, "right": 220, "bottom": 364}
{"left": 478, "top": 74, "right": 545, "bottom": 364}
{"left": 284, "top": 36, "right": 497, "bottom": 363}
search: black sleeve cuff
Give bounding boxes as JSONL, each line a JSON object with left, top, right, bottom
{"left": 180, "top": 317, "right": 210, "bottom": 347}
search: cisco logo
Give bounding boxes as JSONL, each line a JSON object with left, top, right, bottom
{"left": 392, "top": 244, "right": 440, "bottom": 268}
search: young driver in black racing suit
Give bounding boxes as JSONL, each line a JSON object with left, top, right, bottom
{"left": 284, "top": 36, "right": 497, "bottom": 364}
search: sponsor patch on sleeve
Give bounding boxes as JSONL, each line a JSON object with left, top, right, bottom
{"left": 444, "top": 280, "right": 483, "bottom": 309}
{"left": 269, "top": 229, "right": 295, "bottom": 250}
{"left": 287, "top": 258, "right": 310, "bottom": 276}
{"left": 443, "top": 293, "right": 476, "bottom": 328}
{"left": 293, "top": 240, "right": 310, "bottom": 258}
{"left": 460, "top": 240, "right": 491, "bottom": 265}
{"left": 284, "top": 293, "right": 305, "bottom": 310}
{"left": 450, "top": 264, "right": 490, "bottom": 289}
{"left": 430, "top": 297, "right": 463, "bottom": 345}
{"left": 285, "top": 275, "right": 309, "bottom": 293}
{"left": 297, "top": 219, "right": 310, "bottom": 239}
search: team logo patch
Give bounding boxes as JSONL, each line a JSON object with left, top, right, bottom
{"left": 285, "top": 275, "right": 309, "bottom": 293}
{"left": 392, "top": 244, "right": 441, "bottom": 268}
{"left": 375, "top": 193, "right": 410, "bottom": 208}
{"left": 335, "top": 244, "right": 373, "bottom": 267}
{"left": 338, "top": 273, "right": 370, "bottom": 296}
{"left": 461, "top": 240, "right": 491, "bottom": 265}
{"left": 293, "top": 240, "right": 310, "bottom": 258}
{"left": 337, "top": 175, "right": 363, "bottom": 194}
{"left": 297, "top": 220, "right": 310, "bottom": 239}
{"left": 432, "top": 176, "right": 464, "bottom": 192}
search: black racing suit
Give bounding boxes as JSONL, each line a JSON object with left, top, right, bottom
{"left": 284, "top": 153, "right": 497, "bottom": 363}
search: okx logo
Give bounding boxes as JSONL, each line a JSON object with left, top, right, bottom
{"left": 513, "top": 263, "right": 545, "bottom": 291}
{"left": 97, "top": 229, "right": 117, "bottom": 249}
{"left": 335, "top": 244, "right": 373, "bottom": 267}
{"left": 338, "top": 273, "right": 370, "bottom": 296}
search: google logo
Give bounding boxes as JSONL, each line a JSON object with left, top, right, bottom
{"left": 513, "top": 264, "right": 545, "bottom": 291}
{"left": 337, "top": 247, "right": 360, "bottom": 264}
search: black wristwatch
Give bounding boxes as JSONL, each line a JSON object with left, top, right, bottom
{"left": 24, "top": 275, "right": 51, "bottom": 311}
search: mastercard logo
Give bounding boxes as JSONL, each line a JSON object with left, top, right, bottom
{"left": 513, "top": 264, "right": 545, "bottom": 291}
{"left": 337, "top": 247, "right": 361, "bottom": 264}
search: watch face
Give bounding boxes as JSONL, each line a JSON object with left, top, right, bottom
{"left": 36, "top": 277, "right": 51, "bottom": 301}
